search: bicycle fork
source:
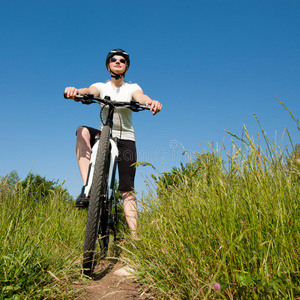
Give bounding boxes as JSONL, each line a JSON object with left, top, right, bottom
{"left": 83, "top": 136, "right": 118, "bottom": 199}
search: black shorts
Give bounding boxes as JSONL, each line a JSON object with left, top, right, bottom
{"left": 76, "top": 126, "right": 136, "bottom": 192}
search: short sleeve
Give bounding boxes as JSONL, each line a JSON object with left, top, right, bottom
{"left": 91, "top": 82, "right": 104, "bottom": 96}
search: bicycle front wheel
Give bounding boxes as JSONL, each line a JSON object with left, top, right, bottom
{"left": 83, "top": 125, "right": 111, "bottom": 274}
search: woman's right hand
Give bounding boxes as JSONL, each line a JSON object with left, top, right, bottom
{"left": 64, "top": 87, "right": 79, "bottom": 100}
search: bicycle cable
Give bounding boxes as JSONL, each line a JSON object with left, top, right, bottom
{"left": 99, "top": 103, "right": 124, "bottom": 140}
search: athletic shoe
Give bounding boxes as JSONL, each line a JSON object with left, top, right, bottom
{"left": 75, "top": 188, "right": 89, "bottom": 208}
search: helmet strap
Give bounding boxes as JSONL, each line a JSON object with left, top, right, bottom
{"left": 108, "top": 67, "right": 125, "bottom": 80}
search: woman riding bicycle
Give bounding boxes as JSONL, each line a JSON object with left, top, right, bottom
{"left": 64, "top": 49, "right": 162, "bottom": 236}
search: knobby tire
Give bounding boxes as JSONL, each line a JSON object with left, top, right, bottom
{"left": 98, "top": 197, "right": 111, "bottom": 257}
{"left": 83, "top": 125, "right": 111, "bottom": 274}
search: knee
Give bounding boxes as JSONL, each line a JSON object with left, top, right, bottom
{"left": 122, "top": 191, "right": 135, "bottom": 201}
{"left": 76, "top": 126, "right": 90, "bottom": 140}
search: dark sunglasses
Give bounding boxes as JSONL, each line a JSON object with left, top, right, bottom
{"left": 110, "top": 57, "right": 126, "bottom": 64}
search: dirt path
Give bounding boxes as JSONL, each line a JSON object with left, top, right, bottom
{"left": 76, "top": 260, "right": 154, "bottom": 300}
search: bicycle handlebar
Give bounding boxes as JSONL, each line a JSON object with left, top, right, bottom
{"left": 64, "top": 93, "right": 150, "bottom": 112}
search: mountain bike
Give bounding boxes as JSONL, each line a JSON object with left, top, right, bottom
{"left": 65, "top": 93, "right": 149, "bottom": 274}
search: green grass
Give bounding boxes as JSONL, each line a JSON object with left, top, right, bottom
{"left": 0, "top": 178, "right": 87, "bottom": 299}
{"left": 1, "top": 100, "right": 299, "bottom": 299}
{"left": 124, "top": 123, "right": 300, "bottom": 298}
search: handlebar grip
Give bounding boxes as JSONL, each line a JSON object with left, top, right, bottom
{"left": 63, "top": 93, "right": 84, "bottom": 100}
{"left": 63, "top": 92, "right": 82, "bottom": 99}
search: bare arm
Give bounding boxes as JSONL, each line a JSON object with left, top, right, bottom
{"left": 133, "top": 90, "right": 162, "bottom": 115}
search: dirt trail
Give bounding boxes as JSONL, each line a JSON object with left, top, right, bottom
{"left": 76, "top": 260, "right": 154, "bottom": 300}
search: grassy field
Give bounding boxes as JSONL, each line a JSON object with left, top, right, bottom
{"left": 1, "top": 101, "right": 299, "bottom": 299}
{"left": 0, "top": 177, "right": 87, "bottom": 299}
{"left": 124, "top": 119, "right": 300, "bottom": 298}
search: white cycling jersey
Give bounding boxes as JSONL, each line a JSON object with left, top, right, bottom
{"left": 91, "top": 80, "right": 142, "bottom": 141}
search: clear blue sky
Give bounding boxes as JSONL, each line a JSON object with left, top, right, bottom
{"left": 1, "top": 0, "right": 299, "bottom": 197}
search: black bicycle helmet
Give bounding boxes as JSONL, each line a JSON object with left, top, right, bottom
{"left": 106, "top": 48, "right": 130, "bottom": 79}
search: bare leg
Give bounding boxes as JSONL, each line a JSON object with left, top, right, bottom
{"left": 122, "top": 191, "right": 137, "bottom": 237}
{"left": 76, "top": 127, "right": 91, "bottom": 185}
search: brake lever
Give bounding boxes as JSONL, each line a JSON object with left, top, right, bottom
{"left": 129, "top": 101, "right": 144, "bottom": 112}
